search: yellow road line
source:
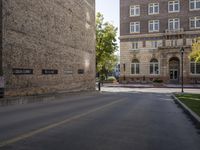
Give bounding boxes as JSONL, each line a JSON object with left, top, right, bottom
{"left": 0, "top": 98, "right": 125, "bottom": 147}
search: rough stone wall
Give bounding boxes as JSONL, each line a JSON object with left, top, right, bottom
{"left": 0, "top": 0, "right": 2, "bottom": 75}
{"left": 2, "top": 0, "right": 96, "bottom": 96}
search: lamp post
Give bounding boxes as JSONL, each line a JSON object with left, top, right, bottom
{"left": 123, "top": 63, "right": 126, "bottom": 81}
{"left": 180, "top": 47, "right": 184, "bottom": 93}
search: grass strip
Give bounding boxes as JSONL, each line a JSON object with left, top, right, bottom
{"left": 176, "top": 94, "right": 200, "bottom": 117}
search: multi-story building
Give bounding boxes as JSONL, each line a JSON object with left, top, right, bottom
{"left": 0, "top": 0, "right": 96, "bottom": 97}
{"left": 120, "top": 0, "right": 200, "bottom": 84}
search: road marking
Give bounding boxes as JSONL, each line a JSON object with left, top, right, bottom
{"left": 0, "top": 98, "right": 125, "bottom": 147}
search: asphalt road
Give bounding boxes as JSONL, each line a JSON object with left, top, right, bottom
{"left": 0, "top": 90, "right": 200, "bottom": 150}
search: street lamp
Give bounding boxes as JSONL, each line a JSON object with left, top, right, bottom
{"left": 123, "top": 63, "right": 126, "bottom": 81}
{"left": 180, "top": 47, "right": 184, "bottom": 93}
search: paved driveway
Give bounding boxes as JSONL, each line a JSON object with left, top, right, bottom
{"left": 0, "top": 88, "right": 200, "bottom": 150}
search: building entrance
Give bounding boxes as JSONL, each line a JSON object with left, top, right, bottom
{"left": 170, "top": 69, "right": 178, "bottom": 80}
{"left": 169, "top": 57, "right": 180, "bottom": 83}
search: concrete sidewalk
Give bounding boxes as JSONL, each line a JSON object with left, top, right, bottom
{"left": 102, "top": 83, "right": 200, "bottom": 88}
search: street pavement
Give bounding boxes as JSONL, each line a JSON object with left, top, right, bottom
{"left": 0, "top": 87, "right": 200, "bottom": 150}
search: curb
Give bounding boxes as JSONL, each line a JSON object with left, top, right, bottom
{"left": 102, "top": 84, "right": 200, "bottom": 89}
{"left": 0, "top": 90, "right": 100, "bottom": 107}
{"left": 172, "top": 94, "right": 200, "bottom": 128}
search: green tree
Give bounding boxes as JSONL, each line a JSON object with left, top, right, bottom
{"left": 96, "top": 12, "right": 118, "bottom": 80}
{"left": 190, "top": 37, "right": 200, "bottom": 62}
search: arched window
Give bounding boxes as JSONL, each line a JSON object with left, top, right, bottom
{"left": 150, "top": 58, "right": 159, "bottom": 74}
{"left": 190, "top": 59, "right": 200, "bottom": 74}
{"left": 131, "top": 59, "right": 140, "bottom": 74}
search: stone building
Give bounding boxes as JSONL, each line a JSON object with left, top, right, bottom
{"left": 0, "top": 0, "right": 96, "bottom": 97}
{"left": 120, "top": 0, "right": 200, "bottom": 84}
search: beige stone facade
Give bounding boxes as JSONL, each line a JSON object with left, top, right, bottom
{"left": 120, "top": 0, "right": 200, "bottom": 84}
{"left": 1, "top": 0, "right": 96, "bottom": 96}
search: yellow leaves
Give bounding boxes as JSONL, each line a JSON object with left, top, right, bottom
{"left": 190, "top": 38, "right": 200, "bottom": 62}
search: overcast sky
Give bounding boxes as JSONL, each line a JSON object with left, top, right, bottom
{"left": 95, "top": 0, "right": 120, "bottom": 53}
{"left": 95, "top": 0, "right": 119, "bottom": 30}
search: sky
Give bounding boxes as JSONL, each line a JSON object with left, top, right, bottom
{"left": 95, "top": 0, "right": 120, "bottom": 54}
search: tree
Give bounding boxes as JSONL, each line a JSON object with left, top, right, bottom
{"left": 190, "top": 37, "right": 200, "bottom": 62}
{"left": 96, "top": 12, "right": 118, "bottom": 80}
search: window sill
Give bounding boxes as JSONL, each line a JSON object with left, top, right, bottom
{"left": 130, "top": 15, "right": 140, "bottom": 17}
{"left": 189, "top": 8, "right": 200, "bottom": 11}
{"left": 190, "top": 73, "right": 200, "bottom": 75}
{"left": 190, "top": 27, "right": 200, "bottom": 30}
{"left": 149, "top": 31, "right": 160, "bottom": 33}
{"left": 150, "top": 74, "right": 160, "bottom": 75}
{"left": 130, "top": 32, "right": 140, "bottom": 34}
{"left": 168, "top": 11, "right": 180, "bottom": 13}
{"left": 148, "top": 13, "right": 159, "bottom": 15}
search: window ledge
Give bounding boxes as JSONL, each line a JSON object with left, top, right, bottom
{"left": 130, "top": 15, "right": 140, "bottom": 17}
{"left": 168, "top": 11, "right": 180, "bottom": 13}
{"left": 148, "top": 13, "right": 159, "bottom": 15}
{"left": 190, "top": 8, "right": 200, "bottom": 11}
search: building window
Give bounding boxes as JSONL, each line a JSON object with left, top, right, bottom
{"left": 190, "top": 0, "right": 200, "bottom": 10}
{"left": 151, "top": 41, "right": 158, "bottom": 49}
{"left": 168, "top": 18, "right": 180, "bottom": 30}
{"left": 149, "top": 3, "right": 159, "bottom": 15}
{"left": 150, "top": 59, "right": 159, "bottom": 75}
{"left": 168, "top": 0, "right": 180, "bottom": 12}
{"left": 131, "top": 59, "right": 140, "bottom": 74}
{"left": 130, "top": 22, "right": 140, "bottom": 33}
{"left": 132, "top": 42, "right": 139, "bottom": 50}
{"left": 190, "top": 60, "right": 200, "bottom": 74}
{"left": 190, "top": 16, "right": 200, "bottom": 29}
{"left": 130, "top": 5, "right": 140, "bottom": 16}
{"left": 149, "top": 20, "right": 159, "bottom": 32}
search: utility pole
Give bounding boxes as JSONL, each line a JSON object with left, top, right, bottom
{"left": 180, "top": 47, "right": 184, "bottom": 93}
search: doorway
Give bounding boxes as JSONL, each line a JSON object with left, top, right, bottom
{"left": 170, "top": 69, "right": 178, "bottom": 80}
{"left": 169, "top": 57, "right": 180, "bottom": 83}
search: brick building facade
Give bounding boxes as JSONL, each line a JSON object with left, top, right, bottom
{"left": 0, "top": 0, "right": 96, "bottom": 97}
{"left": 120, "top": 0, "right": 200, "bottom": 84}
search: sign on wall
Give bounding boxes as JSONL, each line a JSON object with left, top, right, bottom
{"left": 78, "top": 69, "right": 84, "bottom": 74}
{"left": 64, "top": 69, "right": 73, "bottom": 75}
{"left": 13, "top": 68, "right": 33, "bottom": 75}
{"left": 42, "top": 69, "right": 58, "bottom": 75}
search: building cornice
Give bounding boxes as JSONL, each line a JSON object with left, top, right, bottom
{"left": 119, "top": 33, "right": 164, "bottom": 40}
{"left": 119, "top": 30, "right": 200, "bottom": 40}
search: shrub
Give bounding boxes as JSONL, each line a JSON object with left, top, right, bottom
{"left": 153, "top": 78, "right": 163, "bottom": 83}
{"left": 107, "top": 76, "right": 117, "bottom": 82}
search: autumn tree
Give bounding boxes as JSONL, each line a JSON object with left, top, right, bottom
{"left": 96, "top": 12, "right": 118, "bottom": 80}
{"left": 190, "top": 37, "right": 200, "bottom": 62}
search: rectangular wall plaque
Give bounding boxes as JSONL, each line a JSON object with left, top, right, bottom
{"left": 64, "top": 70, "right": 73, "bottom": 75}
{"left": 13, "top": 68, "right": 33, "bottom": 75}
{"left": 78, "top": 69, "right": 84, "bottom": 74}
{"left": 42, "top": 69, "right": 58, "bottom": 75}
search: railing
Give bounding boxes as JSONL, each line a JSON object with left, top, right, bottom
{"left": 165, "top": 28, "right": 184, "bottom": 33}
